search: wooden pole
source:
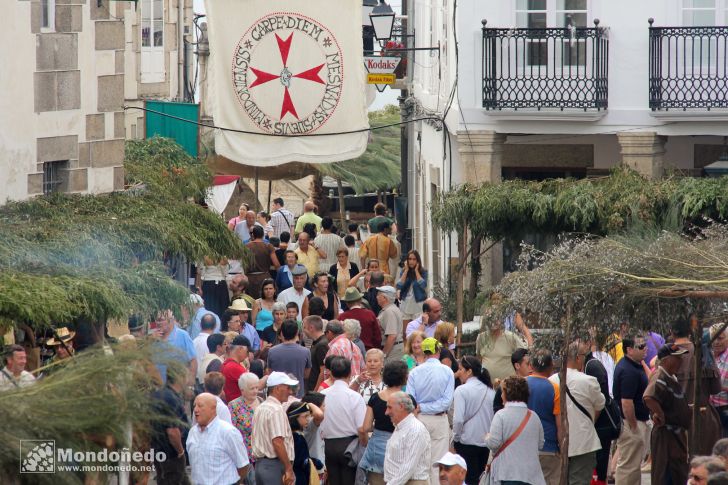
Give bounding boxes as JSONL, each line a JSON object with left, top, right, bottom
{"left": 558, "top": 300, "right": 571, "bottom": 485}
{"left": 336, "top": 178, "right": 346, "bottom": 232}
{"left": 456, "top": 226, "right": 467, "bottom": 357}
{"left": 267, "top": 179, "right": 272, "bottom": 213}
{"left": 254, "top": 168, "right": 259, "bottom": 210}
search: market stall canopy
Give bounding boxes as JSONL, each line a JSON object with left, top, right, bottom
{"left": 207, "top": 154, "right": 318, "bottom": 180}
{"left": 205, "top": 174, "right": 240, "bottom": 214}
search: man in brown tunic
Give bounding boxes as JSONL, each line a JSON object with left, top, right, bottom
{"left": 644, "top": 344, "right": 692, "bottom": 485}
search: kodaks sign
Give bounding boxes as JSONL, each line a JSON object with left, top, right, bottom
{"left": 364, "top": 56, "right": 402, "bottom": 92}
{"left": 206, "top": 0, "right": 369, "bottom": 166}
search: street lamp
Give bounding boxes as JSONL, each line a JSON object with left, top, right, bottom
{"left": 370, "top": 1, "right": 396, "bottom": 41}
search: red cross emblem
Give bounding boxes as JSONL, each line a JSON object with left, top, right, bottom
{"left": 248, "top": 33, "right": 325, "bottom": 120}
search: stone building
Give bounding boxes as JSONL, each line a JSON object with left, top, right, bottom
{"left": 1, "top": 0, "right": 192, "bottom": 203}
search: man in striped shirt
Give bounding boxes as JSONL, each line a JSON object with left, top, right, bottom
{"left": 384, "top": 391, "right": 431, "bottom": 485}
{"left": 271, "top": 198, "right": 294, "bottom": 239}
{"left": 252, "top": 372, "right": 297, "bottom": 485}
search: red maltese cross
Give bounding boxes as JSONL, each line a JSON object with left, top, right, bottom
{"left": 248, "top": 33, "right": 325, "bottom": 120}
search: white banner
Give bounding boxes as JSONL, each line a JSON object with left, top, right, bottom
{"left": 205, "top": 0, "right": 370, "bottom": 166}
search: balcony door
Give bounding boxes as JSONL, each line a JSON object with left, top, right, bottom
{"left": 515, "top": 0, "right": 589, "bottom": 69}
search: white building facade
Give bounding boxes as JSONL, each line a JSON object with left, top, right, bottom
{"left": 410, "top": 0, "right": 728, "bottom": 286}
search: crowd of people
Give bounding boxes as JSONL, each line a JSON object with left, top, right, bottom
{"left": 6, "top": 198, "right": 728, "bottom": 485}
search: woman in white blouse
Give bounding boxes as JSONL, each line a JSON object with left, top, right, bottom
{"left": 453, "top": 356, "right": 496, "bottom": 484}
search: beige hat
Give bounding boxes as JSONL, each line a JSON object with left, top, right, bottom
{"left": 228, "top": 299, "right": 251, "bottom": 312}
{"left": 46, "top": 327, "right": 76, "bottom": 346}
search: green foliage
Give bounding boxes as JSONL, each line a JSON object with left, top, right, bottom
{"left": 0, "top": 137, "right": 246, "bottom": 330}
{"left": 0, "top": 343, "right": 184, "bottom": 484}
{"left": 431, "top": 168, "right": 728, "bottom": 240}
{"left": 314, "top": 106, "right": 401, "bottom": 193}
{"left": 124, "top": 136, "right": 213, "bottom": 200}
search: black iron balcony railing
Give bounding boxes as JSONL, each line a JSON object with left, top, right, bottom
{"left": 649, "top": 20, "right": 728, "bottom": 110}
{"left": 482, "top": 19, "right": 608, "bottom": 111}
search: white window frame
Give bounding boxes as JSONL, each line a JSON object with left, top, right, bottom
{"left": 679, "top": 0, "right": 728, "bottom": 75}
{"left": 41, "top": 0, "right": 56, "bottom": 33}
{"left": 140, "top": 0, "right": 165, "bottom": 84}
{"left": 681, "top": 0, "right": 728, "bottom": 26}
{"left": 513, "top": 0, "right": 590, "bottom": 70}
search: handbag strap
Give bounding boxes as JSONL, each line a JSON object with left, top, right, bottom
{"left": 565, "top": 385, "right": 593, "bottom": 421}
{"left": 463, "top": 390, "right": 489, "bottom": 428}
{"left": 493, "top": 410, "right": 532, "bottom": 460}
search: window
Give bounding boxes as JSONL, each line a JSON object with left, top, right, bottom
{"left": 42, "top": 161, "right": 67, "bottom": 195}
{"left": 681, "top": 0, "right": 728, "bottom": 68}
{"left": 683, "top": 0, "right": 718, "bottom": 25}
{"left": 140, "top": 0, "right": 165, "bottom": 83}
{"left": 41, "top": 0, "right": 55, "bottom": 32}
{"left": 516, "top": 0, "right": 548, "bottom": 66}
{"left": 515, "top": 0, "right": 589, "bottom": 67}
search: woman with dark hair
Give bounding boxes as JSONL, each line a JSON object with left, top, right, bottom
{"left": 485, "top": 376, "right": 546, "bottom": 485}
{"left": 329, "top": 247, "right": 359, "bottom": 300}
{"left": 307, "top": 272, "right": 340, "bottom": 321}
{"left": 287, "top": 401, "right": 324, "bottom": 485}
{"left": 358, "top": 360, "right": 409, "bottom": 485}
{"left": 251, "top": 278, "right": 276, "bottom": 333}
{"left": 302, "top": 222, "right": 318, "bottom": 240}
{"left": 453, "top": 356, "right": 496, "bottom": 484}
{"left": 396, "top": 250, "right": 428, "bottom": 324}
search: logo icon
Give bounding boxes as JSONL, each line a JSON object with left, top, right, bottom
{"left": 232, "top": 12, "right": 344, "bottom": 135}
{"left": 20, "top": 440, "right": 55, "bottom": 474}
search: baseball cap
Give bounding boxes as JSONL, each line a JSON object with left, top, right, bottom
{"left": 657, "top": 344, "right": 688, "bottom": 360}
{"left": 422, "top": 337, "right": 440, "bottom": 354}
{"left": 267, "top": 371, "right": 299, "bottom": 387}
{"left": 377, "top": 285, "right": 397, "bottom": 297}
{"left": 189, "top": 294, "right": 204, "bottom": 306}
{"left": 435, "top": 452, "right": 467, "bottom": 470}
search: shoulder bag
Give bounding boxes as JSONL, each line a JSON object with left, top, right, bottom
{"left": 479, "top": 409, "right": 532, "bottom": 485}
{"left": 566, "top": 377, "right": 622, "bottom": 441}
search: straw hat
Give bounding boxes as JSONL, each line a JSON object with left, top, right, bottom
{"left": 46, "top": 327, "right": 76, "bottom": 346}
{"left": 228, "top": 299, "right": 251, "bottom": 312}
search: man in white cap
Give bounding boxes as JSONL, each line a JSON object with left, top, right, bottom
{"left": 436, "top": 452, "right": 467, "bottom": 485}
{"left": 252, "top": 371, "right": 298, "bottom": 485}
{"left": 376, "top": 285, "right": 404, "bottom": 361}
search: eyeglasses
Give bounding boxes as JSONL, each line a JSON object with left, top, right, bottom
{"left": 689, "top": 474, "right": 707, "bottom": 482}
{"left": 636, "top": 344, "right": 647, "bottom": 350}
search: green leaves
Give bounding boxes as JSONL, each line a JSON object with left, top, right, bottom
{"left": 431, "top": 167, "right": 728, "bottom": 241}
{"left": 0, "top": 138, "right": 246, "bottom": 331}
{"left": 314, "top": 106, "right": 401, "bottom": 193}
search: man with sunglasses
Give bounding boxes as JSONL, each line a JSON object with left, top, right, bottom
{"left": 612, "top": 335, "right": 649, "bottom": 485}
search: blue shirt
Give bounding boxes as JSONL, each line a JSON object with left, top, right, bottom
{"left": 527, "top": 375, "right": 560, "bottom": 453}
{"left": 275, "top": 265, "right": 295, "bottom": 292}
{"left": 240, "top": 323, "right": 261, "bottom": 352}
{"left": 156, "top": 325, "right": 197, "bottom": 383}
{"left": 406, "top": 357, "right": 454, "bottom": 414}
{"left": 188, "top": 307, "right": 221, "bottom": 339}
{"left": 613, "top": 356, "right": 649, "bottom": 421}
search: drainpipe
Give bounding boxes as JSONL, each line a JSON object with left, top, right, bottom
{"left": 178, "top": 0, "right": 185, "bottom": 100}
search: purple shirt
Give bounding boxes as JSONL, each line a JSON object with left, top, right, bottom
{"left": 644, "top": 332, "right": 665, "bottom": 365}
